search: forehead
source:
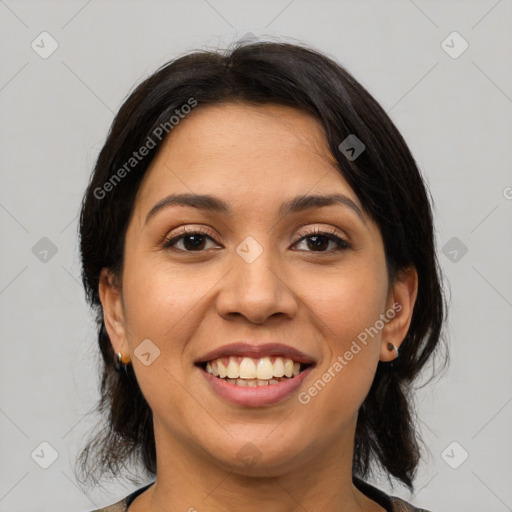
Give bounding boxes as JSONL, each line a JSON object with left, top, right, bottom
{"left": 166, "top": 101, "right": 330, "bottom": 147}
{"left": 158, "top": 102, "right": 336, "bottom": 170}
{"left": 134, "top": 102, "right": 359, "bottom": 216}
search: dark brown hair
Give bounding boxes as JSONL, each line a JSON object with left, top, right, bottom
{"left": 76, "top": 40, "right": 446, "bottom": 491}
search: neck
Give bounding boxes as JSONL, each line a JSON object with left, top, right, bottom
{"left": 133, "top": 416, "right": 384, "bottom": 512}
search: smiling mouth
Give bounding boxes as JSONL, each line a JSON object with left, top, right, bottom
{"left": 197, "top": 356, "right": 313, "bottom": 387}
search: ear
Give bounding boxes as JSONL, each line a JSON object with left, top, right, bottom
{"left": 379, "top": 266, "right": 418, "bottom": 362}
{"left": 98, "top": 267, "right": 128, "bottom": 356}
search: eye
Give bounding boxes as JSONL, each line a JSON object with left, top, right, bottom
{"left": 293, "top": 226, "right": 350, "bottom": 253}
{"left": 163, "top": 226, "right": 220, "bottom": 252}
{"left": 162, "top": 226, "right": 350, "bottom": 253}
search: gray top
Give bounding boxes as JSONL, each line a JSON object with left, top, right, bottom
{"left": 88, "top": 478, "right": 433, "bottom": 512}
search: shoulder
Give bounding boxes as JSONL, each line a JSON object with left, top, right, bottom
{"left": 86, "top": 480, "right": 155, "bottom": 512}
{"left": 354, "top": 477, "right": 433, "bottom": 512}
{"left": 389, "top": 495, "right": 433, "bottom": 511}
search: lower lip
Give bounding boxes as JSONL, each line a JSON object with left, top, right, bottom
{"left": 200, "top": 366, "right": 313, "bottom": 407}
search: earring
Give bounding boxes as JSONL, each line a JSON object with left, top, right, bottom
{"left": 387, "top": 343, "right": 399, "bottom": 358}
{"left": 118, "top": 352, "right": 131, "bottom": 364}
{"left": 114, "top": 351, "right": 131, "bottom": 373}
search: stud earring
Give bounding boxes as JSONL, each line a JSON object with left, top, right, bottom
{"left": 387, "top": 343, "right": 399, "bottom": 357}
{"left": 114, "top": 351, "right": 131, "bottom": 373}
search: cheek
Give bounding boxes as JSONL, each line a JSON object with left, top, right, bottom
{"left": 307, "top": 262, "right": 388, "bottom": 349}
{"left": 298, "top": 262, "right": 388, "bottom": 414}
{"left": 121, "top": 257, "right": 213, "bottom": 341}
{"left": 119, "top": 259, "right": 212, "bottom": 413}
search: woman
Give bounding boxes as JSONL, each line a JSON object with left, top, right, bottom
{"left": 77, "top": 40, "right": 445, "bottom": 512}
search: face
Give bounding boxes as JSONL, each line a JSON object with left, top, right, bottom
{"left": 100, "top": 103, "right": 417, "bottom": 476}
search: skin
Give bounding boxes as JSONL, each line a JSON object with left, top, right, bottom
{"left": 99, "top": 103, "right": 418, "bottom": 512}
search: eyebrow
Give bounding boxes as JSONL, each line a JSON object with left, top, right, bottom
{"left": 144, "top": 192, "right": 365, "bottom": 225}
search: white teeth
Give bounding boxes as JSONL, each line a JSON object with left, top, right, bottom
{"left": 218, "top": 360, "right": 227, "bottom": 378}
{"left": 226, "top": 377, "right": 288, "bottom": 387}
{"left": 284, "top": 359, "right": 294, "bottom": 377}
{"left": 273, "top": 357, "right": 285, "bottom": 377}
{"left": 239, "top": 357, "right": 257, "bottom": 379}
{"left": 256, "top": 357, "right": 273, "bottom": 380}
{"left": 204, "top": 355, "right": 308, "bottom": 381}
{"left": 226, "top": 358, "right": 239, "bottom": 379}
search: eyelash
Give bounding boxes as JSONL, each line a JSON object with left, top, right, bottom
{"left": 162, "top": 226, "right": 350, "bottom": 253}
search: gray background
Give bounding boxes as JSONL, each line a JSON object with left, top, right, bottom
{"left": 1, "top": 1, "right": 511, "bottom": 511}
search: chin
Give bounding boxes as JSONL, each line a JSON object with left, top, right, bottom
{"left": 202, "top": 434, "right": 312, "bottom": 477}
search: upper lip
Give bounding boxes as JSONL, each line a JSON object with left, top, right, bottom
{"left": 195, "top": 342, "right": 316, "bottom": 365}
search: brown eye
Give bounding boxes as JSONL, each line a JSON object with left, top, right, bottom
{"left": 163, "top": 227, "right": 220, "bottom": 252}
{"left": 293, "top": 228, "right": 350, "bottom": 253}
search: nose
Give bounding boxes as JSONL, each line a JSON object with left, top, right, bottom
{"left": 215, "top": 239, "right": 298, "bottom": 325}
